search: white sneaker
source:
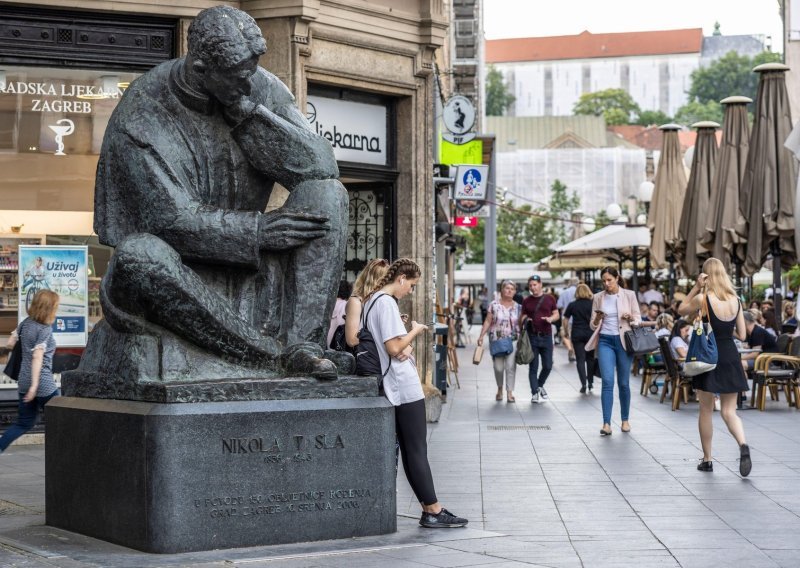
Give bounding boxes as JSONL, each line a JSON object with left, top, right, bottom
{"left": 539, "top": 387, "right": 549, "bottom": 402}
{"left": 714, "top": 397, "right": 721, "bottom": 411}
{"left": 531, "top": 391, "right": 540, "bottom": 403}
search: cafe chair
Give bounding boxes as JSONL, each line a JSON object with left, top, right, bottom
{"left": 640, "top": 350, "right": 666, "bottom": 397}
{"left": 752, "top": 337, "right": 800, "bottom": 411}
{"left": 658, "top": 336, "right": 692, "bottom": 411}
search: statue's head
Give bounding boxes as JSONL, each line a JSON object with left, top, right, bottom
{"left": 187, "top": 6, "right": 267, "bottom": 105}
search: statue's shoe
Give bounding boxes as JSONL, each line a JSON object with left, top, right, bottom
{"left": 280, "top": 343, "right": 337, "bottom": 380}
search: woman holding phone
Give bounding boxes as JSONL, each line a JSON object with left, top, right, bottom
{"left": 586, "top": 267, "right": 641, "bottom": 436}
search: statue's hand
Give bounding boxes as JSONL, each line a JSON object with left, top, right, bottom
{"left": 259, "top": 209, "right": 331, "bottom": 251}
{"left": 221, "top": 97, "right": 257, "bottom": 127}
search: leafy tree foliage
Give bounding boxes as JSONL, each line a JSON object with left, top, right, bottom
{"left": 457, "top": 180, "right": 581, "bottom": 264}
{"left": 673, "top": 100, "right": 724, "bottom": 126}
{"left": 687, "top": 50, "right": 782, "bottom": 106}
{"left": 635, "top": 110, "right": 672, "bottom": 127}
{"left": 573, "top": 88, "right": 641, "bottom": 125}
{"left": 485, "top": 65, "right": 516, "bottom": 116}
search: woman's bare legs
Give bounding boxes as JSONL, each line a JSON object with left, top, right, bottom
{"left": 719, "top": 392, "right": 746, "bottom": 446}
{"left": 697, "top": 390, "right": 715, "bottom": 461}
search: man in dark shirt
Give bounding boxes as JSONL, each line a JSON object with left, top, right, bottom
{"left": 520, "top": 275, "right": 559, "bottom": 403}
{"left": 741, "top": 311, "right": 779, "bottom": 371}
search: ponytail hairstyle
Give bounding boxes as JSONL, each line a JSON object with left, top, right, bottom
{"left": 369, "top": 258, "right": 422, "bottom": 297}
{"left": 352, "top": 259, "right": 389, "bottom": 299}
{"left": 600, "top": 266, "right": 625, "bottom": 289}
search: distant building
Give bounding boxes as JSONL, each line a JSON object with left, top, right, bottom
{"left": 487, "top": 116, "right": 646, "bottom": 216}
{"left": 487, "top": 28, "right": 767, "bottom": 118}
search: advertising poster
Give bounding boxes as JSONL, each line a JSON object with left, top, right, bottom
{"left": 18, "top": 246, "right": 88, "bottom": 347}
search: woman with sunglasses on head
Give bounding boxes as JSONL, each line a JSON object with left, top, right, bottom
{"left": 477, "top": 279, "right": 521, "bottom": 402}
{"left": 586, "top": 267, "right": 641, "bottom": 436}
{"left": 364, "top": 258, "right": 468, "bottom": 529}
{"left": 678, "top": 257, "right": 751, "bottom": 476}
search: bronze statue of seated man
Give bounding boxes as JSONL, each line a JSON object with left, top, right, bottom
{"left": 79, "top": 5, "right": 352, "bottom": 389}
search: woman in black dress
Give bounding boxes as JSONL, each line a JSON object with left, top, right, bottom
{"left": 564, "top": 283, "right": 595, "bottom": 393}
{"left": 679, "top": 257, "right": 751, "bottom": 476}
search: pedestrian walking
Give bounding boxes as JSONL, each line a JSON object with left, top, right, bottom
{"left": 365, "top": 258, "right": 468, "bottom": 527}
{"left": 678, "top": 257, "right": 751, "bottom": 476}
{"left": 519, "top": 274, "right": 559, "bottom": 403}
{"left": 557, "top": 278, "right": 578, "bottom": 361}
{"left": 0, "top": 290, "right": 60, "bottom": 454}
{"left": 563, "top": 283, "right": 595, "bottom": 393}
{"left": 586, "top": 267, "right": 641, "bottom": 436}
{"left": 477, "top": 280, "right": 521, "bottom": 402}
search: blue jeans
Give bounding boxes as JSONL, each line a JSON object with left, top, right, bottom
{"left": 0, "top": 390, "right": 59, "bottom": 452}
{"left": 597, "top": 335, "right": 632, "bottom": 424}
{"left": 528, "top": 333, "right": 553, "bottom": 394}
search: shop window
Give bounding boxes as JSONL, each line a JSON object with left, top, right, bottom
{"left": 0, "top": 66, "right": 141, "bottom": 213}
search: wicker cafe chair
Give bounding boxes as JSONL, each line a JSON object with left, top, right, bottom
{"left": 640, "top": 349, "right": 666, "bottom": 397}
{"left": 752, "top": 336, "right": 800, "bottom": 411}
{"left": 658, "top": 336, "right": 692, "bottom": 411}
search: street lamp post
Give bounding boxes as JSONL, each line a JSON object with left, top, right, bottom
{"left": 639, "top": 180, "right": 654, "bottom": 282}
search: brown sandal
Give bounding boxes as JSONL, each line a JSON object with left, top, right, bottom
{"left": 507, "top": 394, "right": 516, "bottom": 403}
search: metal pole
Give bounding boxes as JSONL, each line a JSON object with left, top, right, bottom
{"left": 773, "top": 242, "right": 783, "bottom": 326}
{"left": 631, "top": 247, "right": 639, "bottom": 294}
{"left": 668, "top": 255, "right": 676, "bottom": 300}
{"left": 484, "top": 139, "right": 497, "bottom": 302}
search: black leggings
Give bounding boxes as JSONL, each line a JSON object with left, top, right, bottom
{"left": 573, "top": 340, "right": 594, "bottom": 388}
{"left": 395, "top": 399, "right": 437, "bottom": 506}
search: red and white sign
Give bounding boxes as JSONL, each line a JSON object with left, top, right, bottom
{"left": 454, "top": 216, "right": 478, "bottom": 227}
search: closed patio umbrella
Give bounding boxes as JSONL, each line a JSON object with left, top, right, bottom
{"left": 735, "top": 63, "right": 797, "bottom": 320}
{"left": 677, "top": 121, "right": 719, "bottom": 277}
{"left": 648, "top": 124, "right": 687, "bottom": 272}
{"left": 701, "top": 96, "right": 751, "bottom": 275}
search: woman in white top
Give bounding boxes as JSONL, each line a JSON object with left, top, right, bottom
{"left": 364, "top": 258, "right": 468, "bottom": 529}
{"left": 587, "top": 267, "right": 642, "bottom": 436}
{"left": 669, "top": 319, "right": 692, "bottom": 361}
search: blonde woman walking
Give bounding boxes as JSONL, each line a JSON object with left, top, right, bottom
{"left": 477, "top": 280, "right": 521, "bottom": 402}
{"left": 678, "top": 257, "right": 751, "bottom": 476}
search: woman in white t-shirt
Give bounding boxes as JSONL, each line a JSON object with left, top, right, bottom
{"left": 364, "top": 258, "right": 468, "bottom": 529}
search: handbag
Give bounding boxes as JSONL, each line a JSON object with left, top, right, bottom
{"left": 623, "top": 325, "right": 659, "bottom": 356}
{"left": 683, "top": 295, "right": 718, "bottom": 377}
{"left": 329, "top": 323, "right": 348, "bottom": 352}
{"left": 472, "top": 344, "right": 484, "bottom": 365}
{"left": 3, "top": 319, "right": 27, "bottom": 381}
{"left": 489, "top": 336, "right": 514, "bottom": 358}
{"left": 515, "top": 332, "right": 533, "bottom": 365}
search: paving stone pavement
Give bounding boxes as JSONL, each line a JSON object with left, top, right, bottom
{"left": 1, "top": 343, "right": 800, "bottom": 567}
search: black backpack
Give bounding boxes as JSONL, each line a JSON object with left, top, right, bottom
{"left": 354, "top": 294, "right": 392, "bottom": 378}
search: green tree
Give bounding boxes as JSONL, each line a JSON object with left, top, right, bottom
{"left": 687, "top": 50, "right": 782, "bottom": 106}
{"left": 457, "top": 180, "right": 581, "bottom": 264}
{"left": 673, "top": 100, "right": 724, "bottom": 126}
{"left": 572, "top": 88, "right": 641, "bottom": 125}
{"left": 485, "top": 64, "right": 516, "bottom": 116}
{"left": 635, "top": 109, "right": 672, "bottom": 127}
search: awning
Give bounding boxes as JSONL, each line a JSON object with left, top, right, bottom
{"left": 555, "top": 222, "right": 650, "bottom": 254}
{"left": 538, "top": 254, "right": 647, "bottom": 271}
{"left": 454, "top": 263, "right": 553, "bottom": 285}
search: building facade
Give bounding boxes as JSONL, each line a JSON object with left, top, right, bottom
{"left": 0, "top": 0, "right": 448, "bottom": 391}
{"left": 488, "top": 28, "right": 767, "bottom": 119}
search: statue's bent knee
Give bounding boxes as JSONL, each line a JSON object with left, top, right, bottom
{"left": 107, "top": 234, "right": 182, "bottom": 313}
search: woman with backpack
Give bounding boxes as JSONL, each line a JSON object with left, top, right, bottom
{"left": 363, "top": 258, "right": 468, "bottom": 529}
{"left": 344, "top": 259, "right": 389, "bottom": 349}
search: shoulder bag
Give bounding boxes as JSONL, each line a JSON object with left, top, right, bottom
{"left": 623, "top": 326, "right": 659, "bottom": 356}
{"left": 683, "top": 294, "right": 718, "bottom": 377}
{"left": 3, "top": 319, "right": 28, "bottom": 382}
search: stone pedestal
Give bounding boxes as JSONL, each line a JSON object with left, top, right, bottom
{"left": 45, "top": 396, "right": 396, "bottom": 553}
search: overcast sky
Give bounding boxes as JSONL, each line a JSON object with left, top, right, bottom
{"left": 484, "top": 0, "right": 784, "bottom": 52}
